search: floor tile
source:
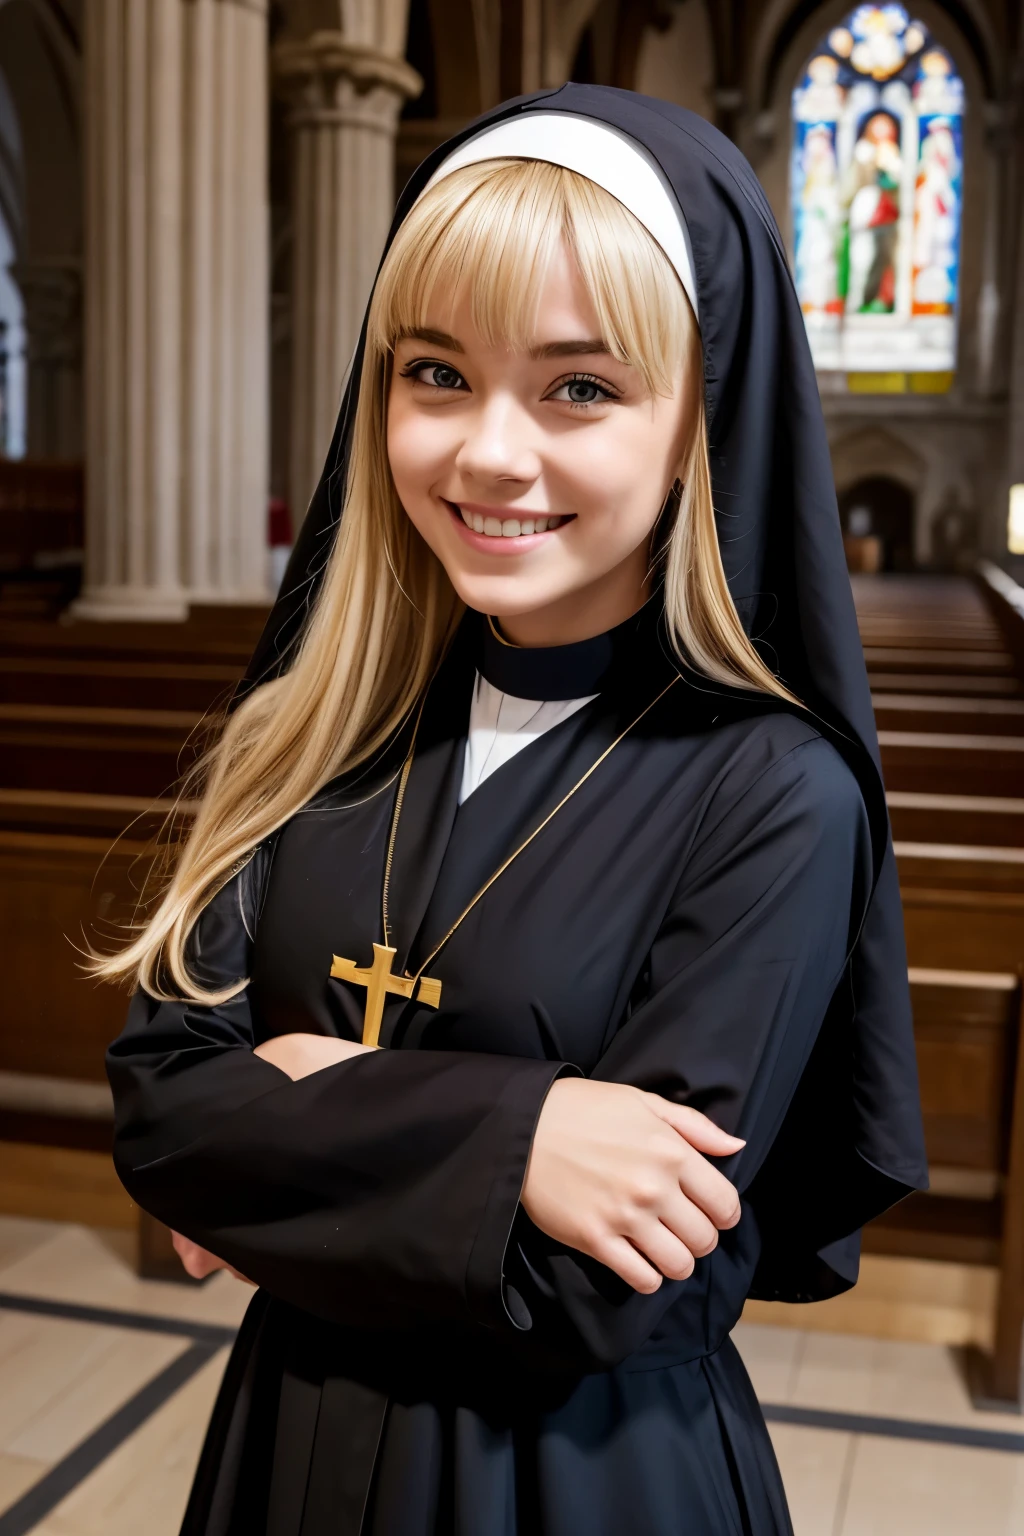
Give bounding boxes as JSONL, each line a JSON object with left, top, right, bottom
{"left": 6, "top": 1325, "right": 186, "bottom": 1462}
{"left": 840, "top": 1434, "right": 1024, "bottom": 1535}
{"left": 769, "top": 1423, "right": 852, "bottom": 1536}
{"left": 733, "top": 1322, "right": 805, "bottom": 1402}
{"left": 26, "top": 1347, "right": 229, "bottom": 1536}
{"left": 0, "top": 1223, "right": 252, "bottom": 1327}
{"left": 790, "top": 1330, "right": 1022, "bottom": 1433}
{"left": 0, "top": 1314, "right": 113, "bottom": 1451}
{"left": 0, "top": 1216, "right": 62, "bottom": 1278}
{"left": 0, "top": 1451, "right": 48, "bottom": 1516}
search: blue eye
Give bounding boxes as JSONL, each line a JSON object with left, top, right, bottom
{"left": 403, "top": 361, "right": 465, "bottom": 390}
{"left": 549, "top": 375, "right": 614, "bottom": 406}
{"left": 427, "top": 364, "right": 463, "bottom": 389}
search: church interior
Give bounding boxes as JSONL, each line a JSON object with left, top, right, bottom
{"left": 0, "top": 0, "right": 1023, "bottom": 1530}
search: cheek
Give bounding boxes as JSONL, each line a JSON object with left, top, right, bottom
{"left": 553, "top": 415, "right": 674, "bottom": 536}
{"left": 386, "top": 403, "right": 452, "bottom": 505}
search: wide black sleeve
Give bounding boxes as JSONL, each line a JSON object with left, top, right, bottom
{"left": 106, "top": 848, "right": 571, "bottom": 1333}
{"left": 501, "top": 733, "right": 916, "bottom": 1365}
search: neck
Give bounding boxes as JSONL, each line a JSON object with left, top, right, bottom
{"left": 494, "top": 560, "right": 651, "bottom": 649}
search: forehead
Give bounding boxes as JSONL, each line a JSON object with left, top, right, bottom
{"left": 413, "top": 241, "right": 605, "bottom": 352}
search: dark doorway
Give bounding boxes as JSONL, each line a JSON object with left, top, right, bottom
{"left": 838, "top": 477, "right": 915, "bottom": 571}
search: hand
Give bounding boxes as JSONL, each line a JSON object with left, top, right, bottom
{"left": 253, "top": 1032, "right": 372, "bottom": 1080}
{"left": 171, "top": 1230, "right": 254, "bottom": 1285}
{"left": 521, "top": 1079, "right": 744, "bottom": 1295}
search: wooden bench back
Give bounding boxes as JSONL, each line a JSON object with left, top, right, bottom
{"left": 909, "top": 968, "right": 1021, "bottom": 1172}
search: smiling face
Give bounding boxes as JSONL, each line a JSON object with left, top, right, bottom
{"left": 386, "top": 240, "right": 694, "bottom": 647}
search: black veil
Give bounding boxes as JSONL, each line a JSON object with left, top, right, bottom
{"left": 245, "top": 85, "right": 928, "bottom": 1281}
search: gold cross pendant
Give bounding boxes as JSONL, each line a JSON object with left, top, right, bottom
{"left": 330, "top": 944, "right": 442, "bottom": 1048}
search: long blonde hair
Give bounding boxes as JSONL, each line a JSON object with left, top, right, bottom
{"left": 93, "top": 158, "right": 794, "bottom": 1003}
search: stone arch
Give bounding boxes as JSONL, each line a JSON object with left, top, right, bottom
{"left": 748, "top": 0, "right": 1000, "bottom": 116}
{"left": 831, "top": 424, "right": 925, "bottom": 498}
{"left": 0, "top": 0, "right": 82, "bottom": 459}
{"left": 839, "top": 476, "right": 916, "bottom": 571}
{"left": 746, "top": 1, "right": 987, "bottom": 223}
{"left": 829, "top": 422, "right": 976, "bottom": 567}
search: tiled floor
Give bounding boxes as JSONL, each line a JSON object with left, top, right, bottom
{"left": 0, "top": 1216, "right": 1020, "bottom": 1534}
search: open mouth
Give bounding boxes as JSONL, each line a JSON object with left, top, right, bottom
{"left": 444, "top": 500, "right": 574, "bottom": 541}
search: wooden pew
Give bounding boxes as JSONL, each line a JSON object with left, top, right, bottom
{"left": 0, "top": 790, "right": 201, "bottom": 1279}
{"left": 902, "top": 891, "right": 1024, "bottom": 973}
{"left": 895, "top": 842, "right": 1024, "bottom": 894}
{"left": 0, "top": 606, "right": 263, "bottom": 1277}
{"left": 864, "top": 968, "right": 1024, "bottom": 1404}
{"left": 864, "top": 646, "right": 1016, "bottom": 677}
{"left": 878, "top": 731, "right": 1024, "bottom": 798}
{"left": 0, "top": 827, "right": 156, "bottom": 1084}
{"left": 888, "top": 792, "right": 1024, "bottom": 847}
{"left": 0, "top": 703, "right": 209, "bottom": 797}
{"left": 0, "top": 655, "right": 241, "bottom": 712}
{"left": 0, "top": 788, "right": 191, "bottom": 840}
{"left": 869, "top": 671, "right": 1022, "bottom": 698}
{"left": 873, "top": 694, "right": 1024, "bottom": 737}
{"left": 0, "top": 609, "right": 269, "bottom": 670}
{"left": 858, "top": 623, "right": 1006, "bottom": 650}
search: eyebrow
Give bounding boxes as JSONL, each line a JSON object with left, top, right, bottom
{"left": 532, "top": 338, "right": 610, "bottom": 359}
{"left": 396, "top": 326, "right": 465, "bottom": 354}
{"left": 395, "top": 327, "right": 613, "bottom": 361}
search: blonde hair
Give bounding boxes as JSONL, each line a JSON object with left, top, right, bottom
{"left": 93, "top": 158, "right": 794, "bottom": 1003}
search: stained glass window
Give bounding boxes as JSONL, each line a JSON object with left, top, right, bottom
{"left": 790, "top": 5, "right": 964, "bottom": 376}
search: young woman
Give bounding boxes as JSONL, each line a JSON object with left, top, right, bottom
{"left": 103, "top": 89, "right": 926, "bottom": 1536}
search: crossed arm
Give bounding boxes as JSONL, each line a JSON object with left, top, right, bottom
{"left": 173, "top": 1030, "right": 744, "bottom": 1293}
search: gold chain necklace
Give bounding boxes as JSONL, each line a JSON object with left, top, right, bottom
{"left": 330, "top": 674, "right": 680, "bottom": 1046}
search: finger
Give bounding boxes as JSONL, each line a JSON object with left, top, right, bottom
{"left": 647, "top": 1099, "right": 745, "bottom": 1155}
{"left": 180, "top": 1246, "right": 221, "bottom": 1279}
{"left": 171, "top": 1233, "right": 205, "bottom": 1266}
{"left": 623, "top": 1215, "right": 698, "bottom": 1282}
{"left": 672, "top": 1146, "right": 743, "bottom": 1230}
{"left": 171, "top": 1232, "right": 227, "bottom": 1280}
{"left": 594, "top": 1236, "right": 665, "bottom": 1294}
{"left": 652, "top": 1188, "right": 722, "bottom": 1258}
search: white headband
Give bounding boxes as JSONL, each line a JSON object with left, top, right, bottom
{"left": 423, "top": 112, "right": 698, "bottom": 318}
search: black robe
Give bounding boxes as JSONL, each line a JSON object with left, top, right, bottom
{"left": 108, "top": 611, "right": 895, "bottom": 1536}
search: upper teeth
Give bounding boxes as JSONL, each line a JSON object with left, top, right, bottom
{"left": 460, "top": 509, "right": 558, "bottom": 537}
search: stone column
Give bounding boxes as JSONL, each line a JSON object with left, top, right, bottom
{"left": 275, "top": 33, "right": 421, "bottom": 526}
{"left": 181, "top": 0, "right": 270, "bottom": 603}
{"left": 1002, "top": 48, "right": 1024, "bottom": 556}
{"left": 974, "top": 102, "right": 1014, "bottom": 400}
{"left": 9, "top": 259, "right": 82, "bottom": 461}
{"left": 74, "top": 0, "right": 186, "bottom": 622}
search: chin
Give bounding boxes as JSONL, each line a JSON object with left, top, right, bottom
{"left": 448, "top": 572, "right": 557, "bottom": 617}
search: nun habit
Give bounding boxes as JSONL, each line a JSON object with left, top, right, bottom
{"left": 106, "top": 86, "right": 928, "bottom": 1536}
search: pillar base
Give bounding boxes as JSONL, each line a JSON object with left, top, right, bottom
{"left": 69, "top": 587, "right": 189, "bottom": 624}
{"left": 186, "top": 585, "right": 272, "bottom": 607}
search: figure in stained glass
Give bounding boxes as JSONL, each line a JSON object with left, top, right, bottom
{"left": 790, "top": 5, "right": 964, "bottom": 375}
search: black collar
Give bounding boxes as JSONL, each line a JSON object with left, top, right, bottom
{"left": 474, "top": 600, "right": 657, "bottom": 701}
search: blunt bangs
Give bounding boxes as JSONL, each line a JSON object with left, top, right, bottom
{"left": 367, "top": 158, "right": 695, "bottom": 397}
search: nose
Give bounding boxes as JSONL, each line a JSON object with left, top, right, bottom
{"left": 454, "top": 392, "right": 541, "bottom": 489}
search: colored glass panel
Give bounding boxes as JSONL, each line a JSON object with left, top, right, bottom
{"left": 790, "top": 5, "right": 963, "bottom": 378}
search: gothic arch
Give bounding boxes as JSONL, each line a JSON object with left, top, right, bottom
{"left": 747, "top": 1, "right": 993, "bottom": 396}
{"left": 829, "top": 422, "right": 974, "bottom": 564}
{"left": 830, "top": 424, "right": 926, "bottom": 501}
{"left": 0, "top": 0, "right": 82, "bottom": 457}
{"left": 748, "top": 0, "right": 1000, "bottom": 114}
